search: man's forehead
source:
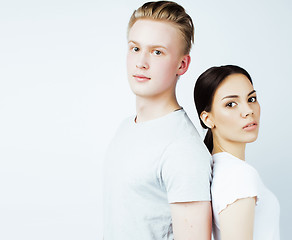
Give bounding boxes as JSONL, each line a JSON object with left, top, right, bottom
{"left": 128, "top": 19, "right": 182, "bottom": 48}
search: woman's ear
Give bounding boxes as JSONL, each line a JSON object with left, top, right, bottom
{"left": 200, "top": 111, "right": 215, "bottom": 129}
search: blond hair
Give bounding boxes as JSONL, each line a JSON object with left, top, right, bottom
{"left": 128, "top": 1, "right": 194, "bottom": 55}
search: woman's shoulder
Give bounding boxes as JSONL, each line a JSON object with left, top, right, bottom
{"left": 211, "top": 152, "right": 261, "bottom": 214}
{"left": 212, "top": 152, "right": 259, "bottom": 181}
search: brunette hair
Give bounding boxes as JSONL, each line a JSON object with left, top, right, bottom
{"left": 128, "top": 1, "right": 194, "bottom": 55}
{"left": 194, "top": 65, "right": 253, "bottom": 153}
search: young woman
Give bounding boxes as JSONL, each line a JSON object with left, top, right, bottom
{"left": 194, "top": 65, "right": 280, "bottom": 240}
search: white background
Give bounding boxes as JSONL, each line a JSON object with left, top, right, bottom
{"left": 0, "top": 0, "right": 291, "bottom": 239}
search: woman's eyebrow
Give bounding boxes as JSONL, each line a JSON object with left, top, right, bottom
{"left": 221, "top": 95, "right": 238, "bottom": 100}
{"left": 221, "top": 90, "right": 256, "bottom": 100}
{"left": 248, "top": 90, "right": 256, "bottom": 96}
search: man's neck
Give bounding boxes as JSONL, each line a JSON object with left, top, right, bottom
{"left": 135, "top": 95, "right": 181, "bottom": 123}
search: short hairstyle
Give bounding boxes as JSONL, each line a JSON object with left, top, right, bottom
{"left": 128, "top": 1, "right": 194, "bottom": 55}
{"left": 194, "top": 65, "right": 253, "bottom": 153}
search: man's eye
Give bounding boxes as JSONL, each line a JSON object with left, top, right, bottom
{"left": 248, "top": 96, "right": 257, "bottom": 103}
{"left": 226, "top": 102, "right": 237, "bottom": 108}
{"left": 153, "top": 50, "right": 162, "bottom": 55}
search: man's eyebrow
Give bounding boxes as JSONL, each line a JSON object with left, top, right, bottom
{"left": 221, "top": 90, "right": 256, "bottom": 100}
{"left": 128, "top": 40, "right": 167, "bottom": 49}
{"left": 149, "top": 44, "right": 167, "bottom": 49}
{"left": 128, "top": 40, "right": 138, "bottom": 45}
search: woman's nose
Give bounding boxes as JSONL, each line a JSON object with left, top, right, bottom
{"left": 241, "top": 104, "right": 253, "bottom": 118}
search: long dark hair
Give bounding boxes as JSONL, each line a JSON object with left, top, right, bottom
{"left": 194, "top": 65, "right": 253, "bottom": 153}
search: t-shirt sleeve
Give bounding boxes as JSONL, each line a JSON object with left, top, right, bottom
{"left": 160, "top": 135, "right": 212, "bottom": 203}
{"left": 212, "top": 163, "right": 260, "bottom": 215}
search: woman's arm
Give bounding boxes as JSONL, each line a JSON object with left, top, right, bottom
{"left": 170, "top": 201, "right": 212, "bottom": 240}
{"left": 219, "top": 197, "right": 256, "bottom": 240}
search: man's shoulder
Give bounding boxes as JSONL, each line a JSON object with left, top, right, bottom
{"left": 115, "top": 115, "right": 135, "bottom": 130}
{"left": 165, "top": 111, "right": 211, "bottom": 157}
{"left": 172, "top": 110, "right": 201, "bottom": 138}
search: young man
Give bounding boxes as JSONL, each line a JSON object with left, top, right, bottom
{"left": 103, "top": 1, "right": 212, "bottom": 239}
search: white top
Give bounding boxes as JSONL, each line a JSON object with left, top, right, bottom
{"left": 103, "top": 109, "right": 212, "bottom": 240}
{"left": 211, "top": 152, "right": 280, "bottom": 240}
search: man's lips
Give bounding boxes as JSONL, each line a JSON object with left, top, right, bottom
{"left": 133, "top": 74, "right": 151, "bottom": 82}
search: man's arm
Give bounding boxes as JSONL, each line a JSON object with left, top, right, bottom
{"left": 170, "top": 201, "right": 212, "bottom": 240}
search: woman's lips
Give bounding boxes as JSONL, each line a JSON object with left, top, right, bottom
{"left": 243, "top": 122, "right": 258, "bottom": 131}
{"left": 133, "top": 74, "right": 151, "bottom": 82}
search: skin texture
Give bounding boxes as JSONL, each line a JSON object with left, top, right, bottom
{"left": 127, "top": 19, "right": 212, "bottom": 239}
{"left": 200, "top": 73, "right": 260, "bottom": 160}
{"left": 200, "top": 73, "right": 260, "bottom": 239}
{"left": 127, "top": 19, "right": 190, "bottom": 123}
{"left": 171, "top": 201, "right": 212, "bottom": 240}
{"left": 219, "top": 197, "right": 256, "bottom": 240}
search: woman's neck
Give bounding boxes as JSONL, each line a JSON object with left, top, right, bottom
{"left": 212, "top": 138, "right": 246, "bottom": 161}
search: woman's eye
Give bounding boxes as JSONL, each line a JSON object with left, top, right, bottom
{"left": 153, "top": 50, "right": 162, "bottom": 55}
{"left": 248, "top": 96, "right": 257, "bottom": 103}
{"left": 226, "top": 102, "right": 237, "bottom": 108}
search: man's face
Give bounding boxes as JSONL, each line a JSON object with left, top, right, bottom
{"left": 127, "top": 19, "right": 187, "bottom": 99}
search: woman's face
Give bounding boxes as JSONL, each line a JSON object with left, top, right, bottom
{"left": 208, "top": 73, "right": 261, "bottom": 145}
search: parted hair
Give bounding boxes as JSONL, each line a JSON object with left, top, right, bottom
{"left": 128, "top": 1, "right": 194, "bottom": 55}
{"left": 194, "top": 65, "right": 253, "bottom": 153}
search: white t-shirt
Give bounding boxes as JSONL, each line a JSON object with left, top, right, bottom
{"left": 211, "top": 152, "right": 280, "bottom": 240}
{"left": 103, "top": 109, "right": 212, "bottom": 240}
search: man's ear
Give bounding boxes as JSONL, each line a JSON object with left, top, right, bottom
{"left": 200, "top": 111, "right": 215, "bottom": 129}
{"left": 177, "top": 55, "right": 191, "bottom": 76}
